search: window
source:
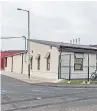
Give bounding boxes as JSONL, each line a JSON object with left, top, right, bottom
{"left": 47, "top": 54, "right": 50, "bottom": 70}
{"left": 37, "top": 55, "right": 40, "bottom": 70}
{"left": 50, "top": 46, "right": 52, "bottom": 49}
{"left": 5, "top": 57, "right": 7, "bottom": 67}
{"left": 30, "top": 56, "right": 33, "bottom": 69}
{"left": 74, "top": 58, "right": 83, "bottom": 70}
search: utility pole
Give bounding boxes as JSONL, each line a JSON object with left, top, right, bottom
{"left": 87, "top": 53, "right": 90, "bottom": 84}
{"left": 28, "top": 11, "right": 30, "bottom": 78}
{"left": 68, "top": 54, "right": 71, "bottom": 83}
{"left": 17, "top": 8, "right": 30, "bottom": 78}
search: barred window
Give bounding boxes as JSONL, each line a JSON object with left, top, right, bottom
{"left": 74, "top": 58, "right": 83, "bottom": 70}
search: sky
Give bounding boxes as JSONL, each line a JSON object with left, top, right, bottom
{"left": 0, "top": 0, "right": 97, "bottom": 50}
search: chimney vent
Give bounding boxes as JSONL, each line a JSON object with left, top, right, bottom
{"left": 73, "top": 39, "right": 75, "bottom": 44}
{"left": 76, "top": 39, "right": 77, "bottom": 44}
{"left": 70, "top": 40, "right": 72, "bottom": 44}
{"left": 78, "top": 38, "right": 80, "bottom": 44}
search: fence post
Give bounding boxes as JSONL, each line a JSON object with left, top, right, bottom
{"left": 58, "top": 55, "right": 60, "bottom": 79}
{"left": 88, "top": 54, "right": 90, "bottom": 82}
{"left": 69, "top": 54, "right": 71, "bottom": 81}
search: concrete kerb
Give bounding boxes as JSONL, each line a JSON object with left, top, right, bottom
{"left": 1, "top": 71, "right": 59, "bottom": 83}
{"left": 1, "top": 71, "right": 97, "bottom": 88}
{"left": 38, "top": 83, "right": 97, "bottom": 88}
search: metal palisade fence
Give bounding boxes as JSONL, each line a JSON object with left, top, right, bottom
{"left": 60, "top": 53, "right": 97, "bottom": 81}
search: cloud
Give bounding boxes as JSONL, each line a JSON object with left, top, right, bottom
{"left": 1, "top": 1, "right": 97, "bottom": 50}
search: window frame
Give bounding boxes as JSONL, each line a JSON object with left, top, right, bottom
{"left": 74, "top": 57, "right": 83, "bottom": 71}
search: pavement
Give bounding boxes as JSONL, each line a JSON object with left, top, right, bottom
{"left": 1, "top": 74, "right": 97, "bottom": 111}
{"left": 1, "top": 71, "right": 97, "bottom": 88}
{"left": 1, "top": 70, "right": 62, "bottom": 83}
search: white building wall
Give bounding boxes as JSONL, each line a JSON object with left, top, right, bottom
{"left": 5, "top": 42, "right": 59, "bottom": 80}
{"left": 5, "top": 56, "right": 12, "bottom": 72}
{"left": 23, "top": 41, "right": 59, "bottom": 80}
{"left": 13, "top": 54, "right": 22, "bottom": 73}
{"left": 22, "top": 54, "right": 28, "bottom": 74}
{"left": 61, "top": 52, "right": 96, "bottom": 79}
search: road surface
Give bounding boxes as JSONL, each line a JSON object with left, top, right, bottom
{"left": 1, "top": 74, "right": 97, "bottom": 111}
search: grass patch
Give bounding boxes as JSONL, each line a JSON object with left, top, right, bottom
{"left": 90, "top": 81, "right": 97, "bottom": 84}
{"left": 61, "top": 80, "right": 97, "bottom": 84}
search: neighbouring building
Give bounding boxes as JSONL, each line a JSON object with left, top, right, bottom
{"left": 5, "top": 39, "right": 97, "bottom": 80}
{"left": 0, "top": 50, "right": 23, "bottom": 70}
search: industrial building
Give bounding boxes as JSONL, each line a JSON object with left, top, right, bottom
{"left": 5, "top": 39, "right": 97, "bottom": 80}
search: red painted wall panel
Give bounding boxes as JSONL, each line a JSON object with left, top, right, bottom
{"left": 1, "top": 58, "right": 4, "bottom": 69}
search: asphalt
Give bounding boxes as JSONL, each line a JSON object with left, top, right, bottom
{"left": 1, "top": 74, "right": 97, "bottom": 111}
{"left": 34, "top": 82, "right": 97, "bottom": 88}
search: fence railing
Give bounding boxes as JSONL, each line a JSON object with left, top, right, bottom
{"left": 60, "top": 54, "right": 97, "bottom": 81}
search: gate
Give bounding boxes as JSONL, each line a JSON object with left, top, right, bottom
{"left": 60, "top": 54, "right": 71, "bottom": 80}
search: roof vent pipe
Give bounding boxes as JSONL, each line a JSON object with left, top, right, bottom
{"left": 73, "top": 39, "right": 75, "bottom": 44}
{"left": 70, "top": 40, "right": 72, "bottom": 44}
{"left": 76, "top": 39, "right": 77, "bottom": 44}
{"left": 78, "top": 38, "right": 80, "bottom": 44}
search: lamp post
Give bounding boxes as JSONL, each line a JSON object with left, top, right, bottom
{"left": 1, "top": 36, "right": 27, "bottom": 62}
{"left": 17, "top": 8, "right": 30, "bottom": 78}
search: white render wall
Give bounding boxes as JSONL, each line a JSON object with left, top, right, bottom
{"left": 5, "top": 56, "right": 12, "bottom": 72}
{"left": 5, "top": 53, "right": 30, "bottom": 75}
{"left": 22, "top": 54, "right": 28, "bottom": 74}
{"left": 12, "top": 54, "right": 22, "bottom": 73}
{"left": 5, "top": 54, "right": 23, "bottom": 73}
{"left": 5, "top": 41, "right": 59, "bottom": 80}
{"left": 26, "top": 41, "right": 59, "bottom": 80}
{"left": 61, "top": 52, "right": 96, "bottom": 79}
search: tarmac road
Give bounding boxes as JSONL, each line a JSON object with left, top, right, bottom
{"left": 1, "top": 74, "right": 97, "bottom": 111}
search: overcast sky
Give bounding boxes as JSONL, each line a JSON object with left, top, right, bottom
{"left": 1, "top": 0, "right": 97, "bottom": 50}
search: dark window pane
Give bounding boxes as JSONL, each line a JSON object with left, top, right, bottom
{"left": 74, "top": 57, "right": 83, "bottom": 70}
{"left": 37, "top": 56, "right": 40, "bottom": 70}
{"left": 5, "top": 57, "right": 7, "bottom": 67}
{"left": 74, "top": 64, "right": 83, "bottom": 70}
{"left": 30, "top": 57, "right": 33, "bottom": 69}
